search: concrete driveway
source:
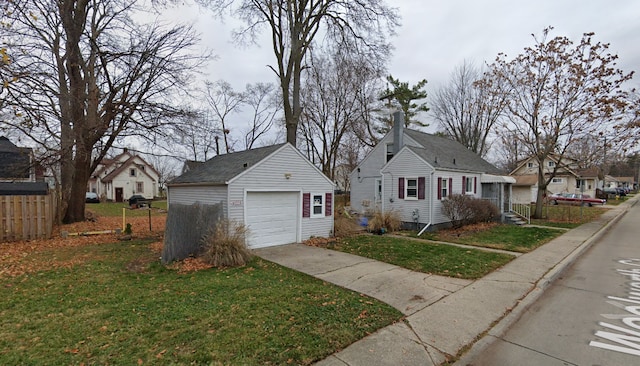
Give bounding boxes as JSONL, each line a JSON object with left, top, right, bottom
{"left": 254, "top": 243, "right": 471, "bottom": 316}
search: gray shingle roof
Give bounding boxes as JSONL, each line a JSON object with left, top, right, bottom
{"left": 169, "top": 144, "right": 286, "bottom": 185}
{"left": 403, "top": 130, "right": 502, "bottom": 174}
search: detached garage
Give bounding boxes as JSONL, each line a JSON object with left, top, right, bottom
{"left": 167, "top": 143, "right": 334, "bottom": 249}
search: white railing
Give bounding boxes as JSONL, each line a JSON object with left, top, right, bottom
{"left": 510, "top": 203, "right": 531, "bottom": 224}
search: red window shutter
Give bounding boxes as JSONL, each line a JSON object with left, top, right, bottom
{"left": 302, "top": 193, "right": 310, "bottom": 218}
{"left": 449, "top": 178, "right": 453, "bottom": 197}
{"left": 325, "top": 192, "right": 332, "bottom": 216}
{"left": 398, "top": 178, "right": 405, "bottom": 199}
{"left": 418, "top": 177, "right": 425, "bottom": 199}
{"left": 437, "top": 178, "right": 442, "bottom": 200}
{"left": 474, "top": 177, "right": 477, "bottom": 194}
{"left": 462, "top": 176, "right": 466, "bottom": 193}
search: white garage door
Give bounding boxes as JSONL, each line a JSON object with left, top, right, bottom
{"left": 246, "top": 191, "right": 299, "bottom": 249}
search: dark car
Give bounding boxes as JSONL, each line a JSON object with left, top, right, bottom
{"left": 85, "top": 192, "right": 100, "bottom": 203}
{"left": 604, "top": 188, "right": 626, "bottom": 197}
{"left": 128, "top": 194, "right": 150, "bottom": 208}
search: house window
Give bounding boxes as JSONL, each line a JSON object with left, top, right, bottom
{"left": 405, "top": 178, "right": 418, "bottom": 199}
{"left": 375, "top": 178, "right": 382, "bottom": 202}
{"left": 130, "top": 168, "right": 136, "bottom": 177}
{"left": 548, "top": 161, "right": 556, "bottom": 167}
{"left": 386, "top": 143, "right": 394, "bottom": 162}
{"left": 465, "top": 177, "right": 474, "bottom": 194}
{"left": 552, "top": 177, "right": 563, "bottom": 183}
{"left": 312, "top": 194, "right": 324, "bottom": 216}
{"left": 527, "top": 162, "right": 534, "bottom": 168}
{"left": 441, "top": 178, "right": 448, "bottom": 199}
{"left": 136, "top": 182, "right": 144, "bottom": 193}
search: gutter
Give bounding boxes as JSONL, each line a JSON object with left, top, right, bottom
{"left": 417, "top": 170, "right": 435, "bottom": 236}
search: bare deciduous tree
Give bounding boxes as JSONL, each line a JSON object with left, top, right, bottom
{"left": 201, "top": 0, "right": 399, "bottom": 146}
{"left": 299, "top": 47, "right": 383, "bottom": 181}
{"left": 2, "top": 0, "right": 205, "bottom": 223}
{"left": 241, "top": 82, "right": 281, "bottom": 149}
{"left": 487, "top": 27, "right": 636, "bottom": 218}
{"left": 432, "top": 61, "right": 508, "bottom": 158}
{"left": 205, "top": 80, "right": 244, "bottom": 153}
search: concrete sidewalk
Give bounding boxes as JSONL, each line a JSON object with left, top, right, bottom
{"left": 253, "top": 198, "right": 637, "bottom": 366}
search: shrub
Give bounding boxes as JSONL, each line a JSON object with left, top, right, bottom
{"left": 368, "top": 209, "right": 402, "bottom": 233}
{"left": 200, "top": 219, "right": 252, "bottom": 268}
{"left": 334, "top": 214, "right": 361, "bottom": 237}
{"left": 441, "top": 194, "right": 499, "bottom": 228}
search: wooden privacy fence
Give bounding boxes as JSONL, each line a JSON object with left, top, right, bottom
{"left": 0, "top": 194, "right": 55, "bottom": 242}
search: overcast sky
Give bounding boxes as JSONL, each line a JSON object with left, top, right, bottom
{"left": 164, "top": 0, "right": 640, "bottom": 132}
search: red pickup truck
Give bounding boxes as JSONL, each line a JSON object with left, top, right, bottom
{"left": 548, "top": 193, "right": 606, "bottom": 206}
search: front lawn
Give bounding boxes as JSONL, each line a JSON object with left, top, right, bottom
{"left": 530, "top": 203, "right": 608, "bottom": 228}
{"left": 325, "top": 235, "right": 514, "bottom": 279}
{"left": 0, "top": 240, "right": 401, "bottom": 365}
{"left": 86, "top": 200, "right": 167, "bottom": 217}
{"left": 419, "top": 224, "right": 563, "bottom": 253}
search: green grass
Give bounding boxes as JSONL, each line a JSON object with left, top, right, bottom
{"left": 424, "top": 225, "right": 563, "bottom": 253}
{"left": 530, "top": 203, "right": 607, "bottom": 227}
{"left": 0, "top": 240, "right": 401, "bottom": 365}
{"left": 86, "top": 200, "right": 167, "bottom": 217}
{"left": 328, "top": 235, "right": 514, "bottom": 279}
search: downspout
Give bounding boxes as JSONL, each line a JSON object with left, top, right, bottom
{"left": 417, "top": 170, "right": 434, "bottom": 236}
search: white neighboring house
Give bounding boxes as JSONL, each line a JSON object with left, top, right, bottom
{"left": 509, "top": 155, "right": 601, "bottom": 203}
{"left": 167, "top": 143, "right": 335, "bottom": 249}
{"left": 350, "top": 112, "right": 515, "bottom": 231}
{"left": 89, "top": 149, "right": 159, "bottom": 202}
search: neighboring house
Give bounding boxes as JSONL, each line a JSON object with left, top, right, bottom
{"left": 0, "top": 136, "right": 48, "bottom": 195}
{"left": 509, "top": 154, "right": 601, "bottom": 203}
{"left": 167, "top": 143, "right": 334, "bottom": 249}
{"left": 89, "top": 149, "right": 159, "bottom": 202}
{"left": 181, "top": 160, "right": 204, "bottom": 175}
{"left": 350, "top": 112, "right": 514, "bottom": 231}
{"left": 0, "top": 136, "right": 35, "bottom": 182}
{"left": 607, "top": 176, "right": 635, "bottom": 190}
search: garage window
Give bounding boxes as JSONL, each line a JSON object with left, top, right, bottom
{"left": 312, "top": 194, "right": 324, "bottom": 217}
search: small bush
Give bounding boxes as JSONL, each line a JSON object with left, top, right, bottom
{"left": 334, "top": 214, "right": 361, "bottom": 237}
{"left": 441, "top": 194, "right": 499, "bottom": 228}
{"left": 200, "top": 219, "right": 252, "bottom": 268}
{"left": 368, "top": 210, "right": 402, "bottom": 233}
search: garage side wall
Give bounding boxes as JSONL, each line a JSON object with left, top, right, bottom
{"left": 167, "top": 185, "right": 228, "bottom": 217}
{"left": 228, "top": 145, "right": 334, "bottom": 243}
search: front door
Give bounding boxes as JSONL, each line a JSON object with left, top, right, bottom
{"left": 115, "top": 187, "right": 123, "bottom": 202}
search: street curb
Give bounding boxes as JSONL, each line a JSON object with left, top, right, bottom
{"left": 454, "top": 198, "right": 638, "bottom": 366}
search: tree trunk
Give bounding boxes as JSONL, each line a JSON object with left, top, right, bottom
{"left": 63, "top": 143, "right": 92, "bottom": 223}
{"left": 534, "top": 181, "right": 547, "bottom": 219}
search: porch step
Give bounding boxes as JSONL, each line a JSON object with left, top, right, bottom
{"left": 504, "top": 213, "right": 527, "bottom": 226}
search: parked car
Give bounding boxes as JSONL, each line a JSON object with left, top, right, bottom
{"left": 548, "top": 193, "right": 606, "bottom": 206}
{"left": 85, "top": 192, "right": 100, "bottom": 203}
{"left": 604, "top": 187, "right": 626, "bottom": 197}
{"left": 128, "top": 194, "right": 150, "bottom": 208}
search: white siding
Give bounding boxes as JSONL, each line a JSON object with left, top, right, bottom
{"left": 167, "top": 185, "right": 228, "bottom": 216}
{"left": 350, "top": 132, "right": 422, "bottom": 213}
{"left": 432, "top": 171, "right": 483, "bottom": 225}
{"left": 381, "top": 149, "right": 434, "bottom": 224}
{"left": 228, "top": 145, "right": 333, "bottom": 241}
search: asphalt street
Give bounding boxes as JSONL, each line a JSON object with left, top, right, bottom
{"left": 467, "top": 201, "right": 640, "bottom": 366}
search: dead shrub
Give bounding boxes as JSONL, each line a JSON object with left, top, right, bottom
{"left": 441, "top": 194, "right": 499, "bottom": 228}
{"left": 334, "top": 215, "right": 361, "bottom": 237}
{"left": 200, "top": 219, "right": 252, "bottom": 268}
{"left": 368, "top": 209, "right": 402, "bottom": 233}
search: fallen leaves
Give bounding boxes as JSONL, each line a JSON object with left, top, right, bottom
{"left": 0, "top": 215, "right": 166, "bottom": 278}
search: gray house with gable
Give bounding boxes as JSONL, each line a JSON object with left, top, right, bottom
{"left": 350, "top": 113, "right": 515, "bottom": 231}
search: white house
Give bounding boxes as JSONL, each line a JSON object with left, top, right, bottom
{"left": 509, "top": 155, "right": 601, "bottom": 203}
{"left": 167, "top": 143, "right": 334, "bottom": 249}
{"left": 89, "top": 150, "right": 159, "bottom": 202}
{"left": 350, "top": 112, "right": 514, "bottom": 231}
